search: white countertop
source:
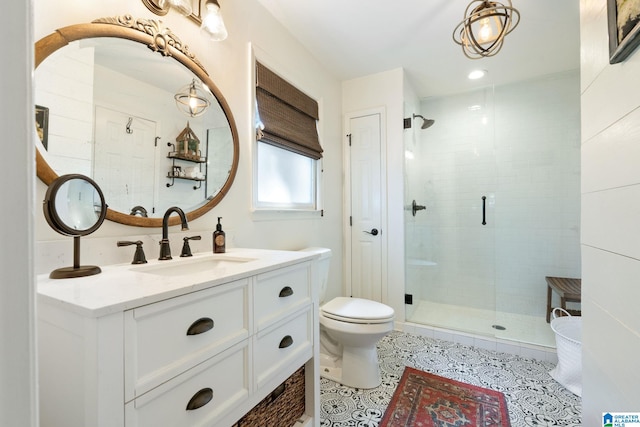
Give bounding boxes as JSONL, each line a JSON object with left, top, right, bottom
{"left": 37, "top": 248, "right": 317, "bottom": 318}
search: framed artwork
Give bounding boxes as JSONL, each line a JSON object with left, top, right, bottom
{"left": 35, "top": 105, "right": 49, "bottom": 150}
{"left": 608, "top": 0, "right": 640, "bottom": 64}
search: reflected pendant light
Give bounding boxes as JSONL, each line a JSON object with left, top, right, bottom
{"left": 453, "top": 0, "right": 520, "bottom": 59}
{"left": 201, "top": 0, "right": 228, "bottom": 41}
{"left": 175, "top": 79, "right": 211, "bottom": 117}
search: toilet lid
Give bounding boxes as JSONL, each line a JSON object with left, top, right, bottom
{"left": 321, "top": 297, "right": 394, "bottom": 324}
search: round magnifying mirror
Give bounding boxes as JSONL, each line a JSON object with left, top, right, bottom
{"left": 43, "top": 174, "right": 107, "bottom": 279}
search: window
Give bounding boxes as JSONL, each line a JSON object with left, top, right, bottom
{"left": 254, "top": 61, "right": 322, "bottom": 211}
{"left": 256, "top": 143, "right": 316, "bottom": 209}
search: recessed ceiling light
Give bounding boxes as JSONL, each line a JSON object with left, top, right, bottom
{"left": 468, "top": 69, "right": 487, "bottom": 80}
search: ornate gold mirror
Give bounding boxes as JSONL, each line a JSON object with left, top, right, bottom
{"left": 34, "top": 15, "right": 239, "bottom": 227}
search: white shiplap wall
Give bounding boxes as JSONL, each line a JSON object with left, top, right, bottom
{"left": 580, "top": 0, "right": 640, "bottom": 420}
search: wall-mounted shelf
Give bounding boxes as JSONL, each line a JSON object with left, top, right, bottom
{"left": 166, "top": 142, "right": 206, "bottom": 190}
{"left": 166, "top": 172, "right": 206, "bottom": 189}
{"left": 168, "top": 151, "right": 207, "bottom": 163}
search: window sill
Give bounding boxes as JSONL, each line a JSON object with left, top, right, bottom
{"left": 251, "top": 209, "right": 323, "bottom": 222}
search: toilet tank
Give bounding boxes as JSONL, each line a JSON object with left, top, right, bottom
{"left": 299, "top": 247, "right": 331, "bottom": 302}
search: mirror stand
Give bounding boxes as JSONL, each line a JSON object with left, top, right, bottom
{"left": 50, "top": 236, "right": 102, "bottom": 279}
{"left": 43, "top": 174, "right": 107, "bottom": 279}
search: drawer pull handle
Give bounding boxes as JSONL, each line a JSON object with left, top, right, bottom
{"left": 186, "top": 387, "right": 213, "bottom": 411}
{"left": 186, "top": 317, "right": 214, "bottom": 336}
{"left": 279, "top": 286, "right": 294, "bottom": 298}
{"left": 279, "top": 335, "right": 294, "bottom": 349}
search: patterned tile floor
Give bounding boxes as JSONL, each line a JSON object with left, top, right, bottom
{"left": 320, "top": 331, "right": 581, "bottom": 426}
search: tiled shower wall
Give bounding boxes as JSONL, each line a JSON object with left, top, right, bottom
{"left": 405, "top": 70, "right": 581, "bottom": 317}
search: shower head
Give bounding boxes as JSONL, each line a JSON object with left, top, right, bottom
{"left": 413, "top": 114, "right": 435, "bottom": 129}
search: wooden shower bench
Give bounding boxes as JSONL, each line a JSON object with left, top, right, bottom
{"left": 546, "top": 276, "right": 581, "bottom": 323}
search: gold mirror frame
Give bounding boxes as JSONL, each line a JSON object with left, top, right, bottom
{"left": 35, "top": 15, "right": 239, "bottom": 228}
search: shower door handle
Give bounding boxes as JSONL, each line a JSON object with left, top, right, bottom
{"left": 363, "top": 228, "right": 379, "bottom": 236}
{"left": 482, "top": 196, "right": 487, "bottom": 225}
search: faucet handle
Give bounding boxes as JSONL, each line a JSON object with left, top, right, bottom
{"left": 117, "top": 240, "right": 148, "bottom": 264}
{"left": 181, "top": 235, "right": 202, "bottom": 257}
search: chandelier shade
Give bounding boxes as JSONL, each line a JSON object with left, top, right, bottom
{"left": 453, "top": 0, "right": 520, "bottom": 59}
{"left": 201, "top": 0, "right": 228, "bottom": 41}
{"left": 142, "top": 0, "right": 192, "bottom": 16}
{"left": 159, "top": 0, "right": 193, "bottom": 16}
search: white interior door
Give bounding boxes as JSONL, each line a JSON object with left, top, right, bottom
{"left": 349, "top": 113, "right": 383, "bottom": 301}
{"left": 94, "top": 106, "right": 157, "bottom": 215}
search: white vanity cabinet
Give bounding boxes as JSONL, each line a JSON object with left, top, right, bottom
{"left": 37, "top": 249, "right": 320, "bottom": 427}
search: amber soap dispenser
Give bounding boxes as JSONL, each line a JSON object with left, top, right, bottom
{"left": 213, "top": 217, "right": 226, "bottom": 253}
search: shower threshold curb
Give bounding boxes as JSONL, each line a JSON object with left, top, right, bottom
{"left": 397, "top": 321, "right": 558, "bottom": 364}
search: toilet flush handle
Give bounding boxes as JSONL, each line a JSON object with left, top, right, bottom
{"left": 363, "top": 228, "right": 379, "bottom": 236}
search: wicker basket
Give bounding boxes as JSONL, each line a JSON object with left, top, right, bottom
{"left": 234, "top": 366, "right": 306, "bottom": 426}
{"left": 549, "top": 308, "right": 582, "bottom": 396}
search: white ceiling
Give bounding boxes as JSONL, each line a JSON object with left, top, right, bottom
{"left": 255, "top": 0, "right": 581, "bottom": 98}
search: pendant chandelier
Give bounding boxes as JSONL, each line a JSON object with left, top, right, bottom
{"left": 452, "top": 0, "right": 520, "bottom": 59}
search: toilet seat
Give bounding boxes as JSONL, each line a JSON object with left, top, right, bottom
{"left": 321, "top": 297, "right": 394, "bottom": 324}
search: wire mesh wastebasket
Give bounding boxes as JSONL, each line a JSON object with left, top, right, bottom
{"left": 549, "top": 307, "right": 582, "bottom": 396}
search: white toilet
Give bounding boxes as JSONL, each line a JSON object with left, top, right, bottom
{"left": 301, "top": 247, "right": 394, "bottom": 389}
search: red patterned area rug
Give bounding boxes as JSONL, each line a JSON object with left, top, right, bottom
{"left": 379, "top": 367, "right": 511, "bottom": 427}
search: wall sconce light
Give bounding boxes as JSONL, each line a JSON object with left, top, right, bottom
{"left": 142, "top": 0, "right": 228, "bottom": 41}
{"left": 142, "top": 0, "right": 193, "bottom": 17}
{"left": 452, "top": 0, "right": 520, "bottom": 59}
{"left": 201, "top": 0, "right": 228, "bottom": 41}
{"left": 175, "top": 79, "right": 211, "bottom": 117}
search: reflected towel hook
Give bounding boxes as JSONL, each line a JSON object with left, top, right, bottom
{"left": 126, "top": 117, "right": 133, "bottom": 134}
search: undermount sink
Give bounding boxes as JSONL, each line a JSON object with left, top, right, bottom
{"left": 135, "top": 255, "right": 256, "bottom": 277}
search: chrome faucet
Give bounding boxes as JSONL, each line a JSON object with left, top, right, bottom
{"left": 159, "top": 206, "right": 189, "bottom": 260}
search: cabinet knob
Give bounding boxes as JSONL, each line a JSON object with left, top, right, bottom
{"left": 279, "top": 335, "right": 294, "bottom": 349}
{"left": 279, "top": 286, "right": 294, "bottom": 298}
{"left": 186, "top": 387, "right": 213, "bottom": 411}
{"left": 186, "top": 317, "right": 214, "bottom": 335}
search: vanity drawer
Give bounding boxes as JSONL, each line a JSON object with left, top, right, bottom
{"left": 254, "top": 307, "right": 313, "bottom": 389}
{"left": 125, "top": 279, "right": 249, "bottom": 400}
{"left": 254, "top": 262, "right": 311, "bottom": 331}
{"left": 125, "top": 340, "right": 249, "bottom": 427}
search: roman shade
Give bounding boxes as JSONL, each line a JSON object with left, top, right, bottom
{"left": 256, "top": 62, "right": 323, "bottom": 160}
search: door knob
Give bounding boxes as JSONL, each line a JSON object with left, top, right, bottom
{"left": 363, "top": 228, "right": 379, "bottom": 236}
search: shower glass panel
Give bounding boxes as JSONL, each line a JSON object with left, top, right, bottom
{"left": 404, "top": 87, "right": 498, "bottom": 338}
{"left": 404, "top": 71, "right": 581, "bottom": 347}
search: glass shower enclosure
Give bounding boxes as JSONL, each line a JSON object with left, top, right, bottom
{"left": 404, "top": 72, "right": 581, "bottom": 347}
